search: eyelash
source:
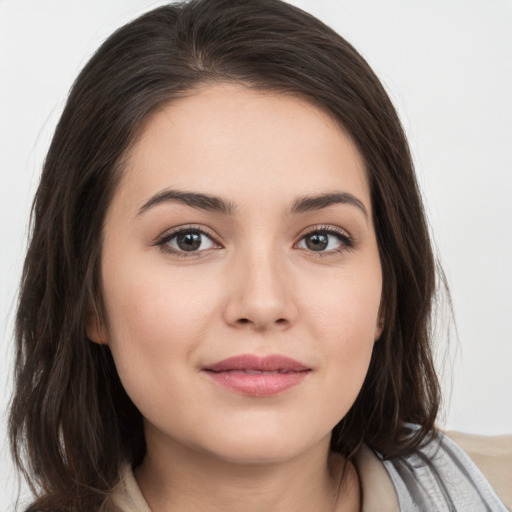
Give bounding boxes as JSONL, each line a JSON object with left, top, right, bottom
{"left": 298, "top": 225, "right": 356, "bottom": 256}
{"left": 154, "top": 225, "right": 355, "bottom": 257}
{"left": 155, "top": 225, "right": 220, "bottom": 258}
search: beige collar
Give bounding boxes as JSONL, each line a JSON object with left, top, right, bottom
{"left": 354, "top": 444, "right": 400, "bottom": 512}
{"left": 108, "top": 445, "right": 399, "bottom": 512}
{"left": 109, "top": 466, "right": 151, "bottom": 512}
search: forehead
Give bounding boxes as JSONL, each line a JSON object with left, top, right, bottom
{"left": 115, "top": 82, "right": 370, "bottom": 215}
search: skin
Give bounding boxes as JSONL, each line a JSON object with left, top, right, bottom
{"left": 90, "top": 83, "right": 383, "bottom": 511}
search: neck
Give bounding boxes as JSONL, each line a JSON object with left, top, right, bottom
{"left": 135, "top": 430, "right": 360, "bottom": 512}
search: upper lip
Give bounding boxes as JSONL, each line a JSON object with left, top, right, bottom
{"left": 203, "top": 354, "right": 310, "bottom": 373}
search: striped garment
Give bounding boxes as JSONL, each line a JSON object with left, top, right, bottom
{"left": 380, "top": 427, "right": 508, "bottom": 511}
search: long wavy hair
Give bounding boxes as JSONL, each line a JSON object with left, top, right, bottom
{"left": 9, "top": 0, "right": 441, "bottom": 510}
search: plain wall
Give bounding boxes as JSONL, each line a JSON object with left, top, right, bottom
{"left": 1, "top": 0, "right": 511, "bottom": 509}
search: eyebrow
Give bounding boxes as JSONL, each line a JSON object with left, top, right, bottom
{"left": 138, "top": 188, "right": 368, "bottom": 219}
{"left": 138, "top": 189, "right": 238, "bottom": 216}
{"left": 290, "top": 191, "right": 368, "bottom": 218}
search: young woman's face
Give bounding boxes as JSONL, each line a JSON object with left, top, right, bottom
{"left": 94, "top": 83, "right": 382, "bottom": 464}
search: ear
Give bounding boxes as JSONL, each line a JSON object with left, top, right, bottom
{"left": 86, "top": 311, "right": 108, "bottom": 345}
{"left": 374, "top": 319, "right": 384, "bottom": 342}
{"left": 374, "top": 304, "right": 385, "bottom": 342}
{"left": 373, "top": 295, "right": 386, "bottom": 343}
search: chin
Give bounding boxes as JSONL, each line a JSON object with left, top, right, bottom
{"left": 194, "top": 421, "right": 331, "bottom": 466}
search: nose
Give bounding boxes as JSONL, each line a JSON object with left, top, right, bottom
{"left": 222, "top": 247, "right": 298, "bottom": 331}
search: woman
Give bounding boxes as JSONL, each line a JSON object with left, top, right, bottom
{"left": 8, "top": 0, "right": 509, "bottom": 510}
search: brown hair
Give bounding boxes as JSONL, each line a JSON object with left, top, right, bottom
{"left": 9, "top": 0, "right": 440, "bottom": 509}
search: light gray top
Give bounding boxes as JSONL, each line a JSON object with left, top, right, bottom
{"left": 380, "top": 428, "right": 508, "bottom": 511}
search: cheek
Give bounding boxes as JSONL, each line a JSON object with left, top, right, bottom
{"left": 101, "top": 258, "right": 218, "bottom": 383}
{"left": 301, "top": 265, "right": 381, "bottom": 406}
{"left": 104, "top": 254, "right": 215, "bottom": 333}
{"left": 101, "top": 263, "right": 223, "bottom": 431}
{"left": 302, "top": 263, "right": 382, "bottom": 341}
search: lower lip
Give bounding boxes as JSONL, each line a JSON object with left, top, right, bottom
{"left": 204, "top": 371, "right": 309, "bottom": 397}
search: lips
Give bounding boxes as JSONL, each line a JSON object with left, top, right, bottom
{"left": 203, "top": 354, "right": 311, "bottom": 397}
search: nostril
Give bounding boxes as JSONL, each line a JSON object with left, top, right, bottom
{"left": 236, "top": 317, "right": 287, "bottom": 326}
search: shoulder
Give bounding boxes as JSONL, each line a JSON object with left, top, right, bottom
{"left": 381, "top": 427, "right": 511, "bottom": 511}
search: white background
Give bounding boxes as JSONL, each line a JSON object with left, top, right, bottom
{"left": 1, "top": 0, "right": 511, "bottom": 509}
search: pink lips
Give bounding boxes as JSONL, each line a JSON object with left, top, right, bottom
{"left": 203, "top": 354, "right": 311, "bottom": 397}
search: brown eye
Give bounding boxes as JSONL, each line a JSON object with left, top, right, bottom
{"left": 176, "top": 232, "right": 202, "bottom": 251}
{"left": 297, "top": 229, "right": 352, "bottom": 253}
{"left": 159, "top": 229, "right": 218, "bottom": 254}
{"left": 304, "top": 233, "right": 329, "bottom": 251}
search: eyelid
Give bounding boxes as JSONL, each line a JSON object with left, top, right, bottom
{"left": 156, "top": 224, "right": 220, "bottom": 243}
{"left": 154, "top": 224, "right": 223, "bottom": 256}
{"left": 299, "top": 224, "right": 351, "bottom": 238}
{"left": 294, "top": 225, "right": 356, "bottom": 254}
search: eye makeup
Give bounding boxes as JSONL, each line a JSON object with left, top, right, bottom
{"left": 153, "top": 222, "right": 356, "bottom": 259}
{"left": 154, "top": 225, "right": 222, "bottom": 257}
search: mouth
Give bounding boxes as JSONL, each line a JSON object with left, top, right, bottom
{"left": 202, "top": 354, "right": 311, "bottom": 397}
